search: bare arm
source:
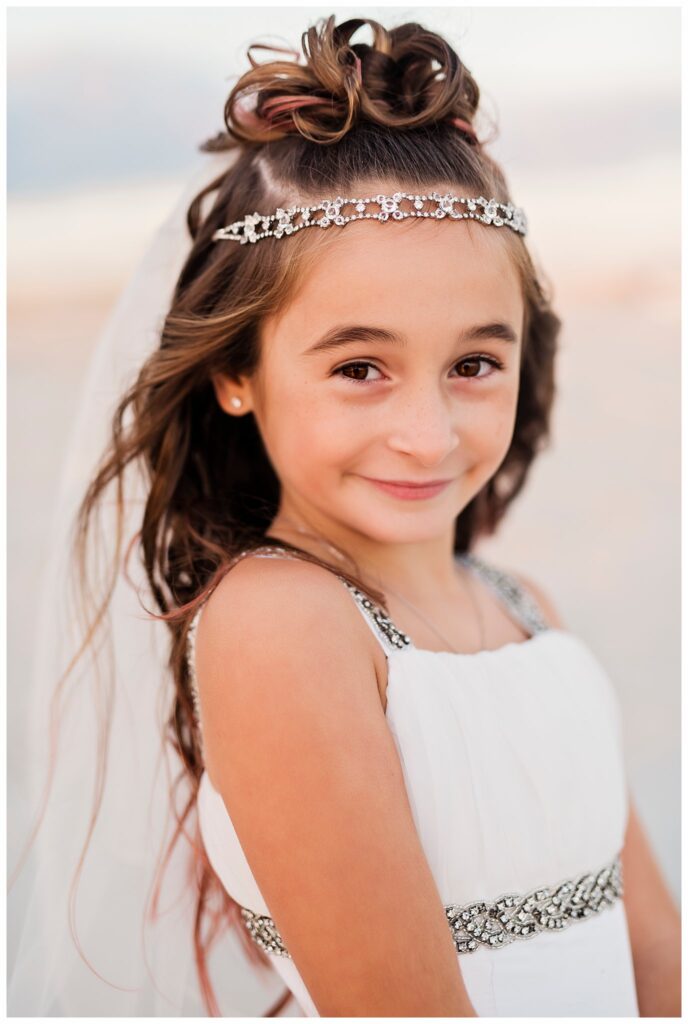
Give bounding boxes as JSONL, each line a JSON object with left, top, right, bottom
{"left": 620, "top": 799, "right": 681, "bottom": 1017}
{"left": 196, "top": 557, "right": 477, "bottom": 1017}
{"left": 514, "top": 570, "right": 681, "bottom": 1017}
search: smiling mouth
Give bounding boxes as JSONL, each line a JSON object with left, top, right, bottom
{"left": 362, "top": 476, "right": 452, "bottom": 488}
{"left": 360, "top": 476, "right": 452, "bottom": 500}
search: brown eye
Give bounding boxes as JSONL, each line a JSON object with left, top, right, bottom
{"left": 333, "top": 361, "right": 384, "bottom": 384}
{"left": 341, "top": 363, "right": 371, "bottom": 381}
{"left": 455, "top": 355, "right": 503, "bottom": 379}
{"left": 457, "top": 358, "right": 482, "bottom": 378}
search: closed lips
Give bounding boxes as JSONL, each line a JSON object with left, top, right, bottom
{"left": 366, "top": 477, "right": 451, "bottom": 487}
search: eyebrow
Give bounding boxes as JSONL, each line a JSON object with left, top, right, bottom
{"left": 303, "top": 321, "right": 518, "bottom": 355}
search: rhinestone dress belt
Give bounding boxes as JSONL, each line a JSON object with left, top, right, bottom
{"left": 240, "top": 854, "right": 623, "bottom": 959}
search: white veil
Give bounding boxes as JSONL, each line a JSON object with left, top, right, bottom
{"left": 8, "top": 147, "right": 286, "bottom": 1015}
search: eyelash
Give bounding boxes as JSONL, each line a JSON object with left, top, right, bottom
{"left": 331, "top": 354, "right": 505, "bottom": 386}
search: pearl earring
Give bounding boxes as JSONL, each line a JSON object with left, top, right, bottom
{"left": 230, "top": 396, "right": 242, "bottom": 409}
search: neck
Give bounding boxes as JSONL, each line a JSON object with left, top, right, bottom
{"left": 266, "top": 507, "right": 467, "bottom": 605}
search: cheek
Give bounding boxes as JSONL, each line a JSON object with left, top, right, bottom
{"left": 463, "top": 389, "right": 517, "bottom": 452}
{"left": 264, "top": 383, "right": 363, "bottom": 475}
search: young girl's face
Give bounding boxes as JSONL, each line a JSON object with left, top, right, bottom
{"left": 215, "top": 196, "right": 524, "bottom": 550}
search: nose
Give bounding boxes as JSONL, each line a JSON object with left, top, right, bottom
{"left": 386, "top": 386, "right": 461, "bottom": 466}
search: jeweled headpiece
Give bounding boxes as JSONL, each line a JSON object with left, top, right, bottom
{"left": 212, "top": 191, "right": 527, "bottom": 244}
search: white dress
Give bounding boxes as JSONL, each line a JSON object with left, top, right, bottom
{"left": 187, "top": 546, "right": 639, "bottom": 1017}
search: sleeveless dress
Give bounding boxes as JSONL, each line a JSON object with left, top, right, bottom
{"left": 186, "top": 546, "right": 639, "bottom": 1017}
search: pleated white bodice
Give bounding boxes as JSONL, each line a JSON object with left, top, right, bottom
{"left": 188, "top": 546, "right": 639, "bottom": 1017}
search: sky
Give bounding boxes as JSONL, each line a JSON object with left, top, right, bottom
{"left": 7, "top": 5, "right": 681, "bottom": 194}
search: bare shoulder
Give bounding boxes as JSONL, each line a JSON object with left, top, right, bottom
{"left": 194, "top": 552, "right": 380, "bottom": 720}
{"left": 199, "top": 551, "right": 368, "bottom": 646}
{"left": 507, "top": 568, "right": 567, "bottom": 630}
{"left": 194, "top": 554, "right": 386, "bottom": 766}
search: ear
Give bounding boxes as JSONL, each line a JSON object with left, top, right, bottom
{"left": 211, "top": 371, "right": 252, "bottom": 415}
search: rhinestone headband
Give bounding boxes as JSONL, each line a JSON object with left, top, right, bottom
{"left": 212, "top": 191, "right": 527, "bottom": 245}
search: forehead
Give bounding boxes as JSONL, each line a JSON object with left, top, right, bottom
{"left": 265, "top": 215, "right": 523, "bottom": 345}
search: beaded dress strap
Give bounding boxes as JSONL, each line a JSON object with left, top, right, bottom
{"left": 338, "top": 552, "right": 551, "bottom": 656}
{"left": 339, "top": 581, "right": 413, "bottom": 654}
{"left": 459, "top": 553, "right": 551, "bottom": 637}
{"left": 186, "top": 604, "right": 206, "bottom": 750}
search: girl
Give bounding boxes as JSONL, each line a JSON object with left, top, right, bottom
{"left": 10, "top": 13, "right": 679, "bottom": 1018}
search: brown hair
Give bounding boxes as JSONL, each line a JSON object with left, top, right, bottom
{"left": 13, "top": 14, "right": 561, "bottom": 1017}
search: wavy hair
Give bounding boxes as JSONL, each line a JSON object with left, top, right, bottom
{"left": 13, "top": 14, "right": 561, "bottom": 1017}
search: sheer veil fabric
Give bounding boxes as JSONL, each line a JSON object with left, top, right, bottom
{"left": 8, "top": 150, "right": 285, "bottom": 1015}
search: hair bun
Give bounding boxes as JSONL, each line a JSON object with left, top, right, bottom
{"left": 221, "top": 15, "right": 482, "bottom": 147}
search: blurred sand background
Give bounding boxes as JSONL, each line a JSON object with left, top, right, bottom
{"left": 7, "top": 6, "right": 681, "bottom": 1015}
